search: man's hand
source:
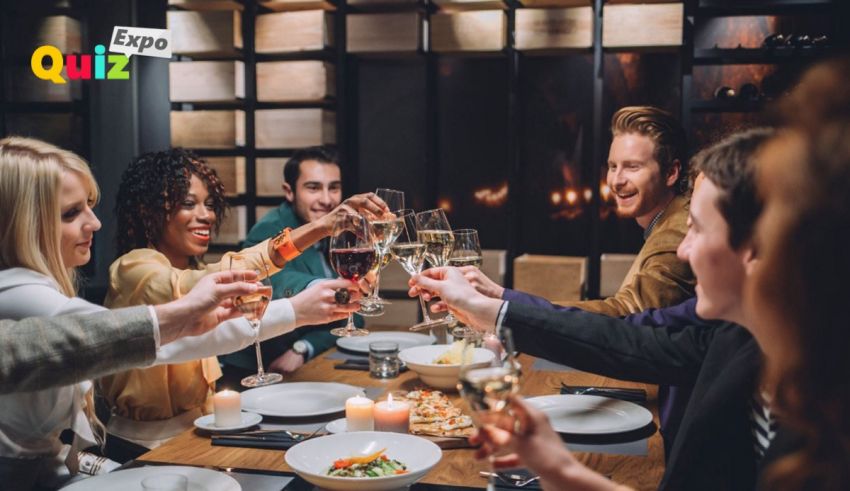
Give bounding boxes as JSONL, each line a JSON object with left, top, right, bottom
{"left": 317, "top": 192, "right": 389, "bottom": 235}
{"left": 407, "top": 267, "right": 503, "bottom": 330}
{"left": 289, "top": 279, "right": 363, "bottom": 327}
{"left": 458, "top": 266, "right": 505, "bottom": 299}
{"left": 154, "top": 271, "right": 259, "bottom": 345}
{"left": 269, "top": 350, "right": 305, "bottom": 374}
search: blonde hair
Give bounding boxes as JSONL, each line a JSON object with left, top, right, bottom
{"left": 0, "top": 136, "right": 100, "bottom": 296}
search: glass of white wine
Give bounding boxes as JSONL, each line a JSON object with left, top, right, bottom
{"left": 458, "top": 327, "right": 521, "bottom": 491}
{"left": 229, "top": 253, "right": 281, "bottom": 388}
{"left": 414, "top": 208, "right": 455, "bottom": 332}
{"left": 449, "top": 229, "right": 483, "bottom": 338}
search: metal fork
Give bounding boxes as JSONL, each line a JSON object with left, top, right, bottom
{"left": 479, "top": 471, "right": 540, "bottom": 487}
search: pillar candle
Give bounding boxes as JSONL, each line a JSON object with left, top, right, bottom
{"left": 345, "top": 395, "right": 374, "bottom": 431}
{"left": 213, "top": 390, "right": 242, "bottom": 427}
{"left": 374, "top": 394, "right": 410, "bottom": 433}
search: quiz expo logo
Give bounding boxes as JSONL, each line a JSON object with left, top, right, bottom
{"left": 31, "top": 26, "right": 172, "bottom": 84}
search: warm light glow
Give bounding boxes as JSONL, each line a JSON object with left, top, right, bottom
{"left": 438, "top": 198, "right": 453, "bottom": 213}
{"left": 583, "top": 188, "right": 593, "bottom": 203}
{"left": 600, "top": 183, "right": 612, "bottom": 202}
{"left": 387, "top": 393, "right": 394, "bottom": 404}
{"left": 565, "top": 189, "right": 578, "bottom": 206}
{"left": 473, "top": 182, "right": 509, "bottom": 208}
{"left": 550, "top": 191, "right": 562, "bottom": 205}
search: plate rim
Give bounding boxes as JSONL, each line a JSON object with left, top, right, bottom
{"left": 59, "top": 465, "right": 241, "bottom": 490}
{"left": 336, "top": 331, "right": 436, "bottom": 354}
{"left": 525, "top": 394, "right": 653, "bottom": 435}
{"left": 241, "top": 382, "right": 365, "bottom": 418}
{"left": 193, "top": 411, "right": 262, "bottom": 432}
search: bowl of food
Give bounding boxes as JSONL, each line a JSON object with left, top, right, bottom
{"left": 398, "top": 343, "right": 495, "bottom": 390}
{"left": 284, "top": 432, "right": 442, "bottom": 491}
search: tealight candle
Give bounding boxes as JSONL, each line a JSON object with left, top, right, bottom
{"left": 345, "top": 395, "right": 374, "bottom": 432}
{"left": 213, "top": 390, "right": 241, "bottom": 427}
{"left": 374, "top": 394, "right": 410, "bottom": 433}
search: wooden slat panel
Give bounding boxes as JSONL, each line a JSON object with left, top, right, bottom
{"left": 170, "top": 110, "right": 246, "bottom": 149}
{"left": 513, "top": 254, "right": 586, "bottom": 303}
{"left": 256, "top": 158, "right": 287, "bottom": 197}
{"left": 255, "top": 109, "right": 336, "bottom": 149}
{"left": 347, "top": 13, "right": 422, "bottom": 53}
{"left": 432, "top": 0, "right": 507, "bottom": 12}
{"left": 518, "top": 0, "right": 588, "bottom": 6}
{"left": 600, "top": 253, "right": 636, "bottom": 298}
{"left": 602, "top": 3, "right": 683, "bottom": 48}
{"left": 256, "top": 61, "right": 334, "bottom": 102}
{"left": 214, "top": 205, "right": 247, "bottom": 245}
{"left": 515, "top": 7, "right": 593, "bottom": 51}
{"left": 168, "top": 10, "right": 243, "bottom": 57}
{"left": 4, "top": 113, "right": 81, "bottom": 152}
{"left": 169, "top": 61, "right": 245, "bottom": 102}
{"left": 168, "top": 0, "right": 244, "bottom": 10}
{"left": 259, "top": 0, "right": 335, "bottom": 11}
{"left": 4, "top": 66, "right": 81, "bottom": 102}
{"left": 347, "top": 0, "right": 419, "bottom": 7}
{"left": 430, "top": 11, "right": 506, "bottom": 52}
{"left": 8, "top": 15, "right": 81, "bottom": 55}
{"left": 255, "top": 11, "right": 334, "bottom": 53}
{"left": 205, "top": 156, "right": 246, "bottom": 196}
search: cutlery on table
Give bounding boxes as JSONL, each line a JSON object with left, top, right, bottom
{"left": 559, "top": 383, "right": 646, "bottom": 403}
{"left": 479, "top": 471, "right": 540, "bottom": 488}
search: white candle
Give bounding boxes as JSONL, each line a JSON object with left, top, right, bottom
{"left": 374, "top": 394, "right": 410, "bottom": 433}
{"left": 345, "top": 396, "right": 374, "bottom": 432}
{"left": 213, "top": 390, "right": 242, "bottom": 427}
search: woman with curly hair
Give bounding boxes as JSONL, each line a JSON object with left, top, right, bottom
{"left": 99, "top": 148, "right": 384, "bottom": 452}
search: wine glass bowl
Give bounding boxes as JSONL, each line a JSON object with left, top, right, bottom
{"left": 329, "top": 213, "right": 376, "bottom": 337}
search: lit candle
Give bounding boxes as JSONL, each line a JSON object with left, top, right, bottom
{"left": 374, "top": 394, "right": 410, "bottom": 433}
{"left": 213, "top": 390, "right": 241, "bottom": 427}
{"left": 345, "top": 395, "right": 374, "bottom": 432}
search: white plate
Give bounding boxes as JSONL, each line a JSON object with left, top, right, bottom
{"left": 193, "top": 411, "right": 262, "bottom": 432}
{"left": 241, "top": 382, "right": 364, "bottom": 418}
{"left": 60, "top": 465, "right": 240, "bottom": 491}
{"left": 285, "top": 431, "right": 441, "bottom": 491}
{"left": 398, "top": 344, "right": 495, "bottom": 390}
{"left": 525, "top": 394, "right": 653, "bottom": 435}
{"left": 325, "top": 417, "right": 348, "bottom": 434}
{"left": 337, "top": 331, "right": 436, "bottom": 354}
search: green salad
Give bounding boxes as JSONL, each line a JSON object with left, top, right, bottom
{"left": 327, "top": 448, "right": 408, "bottom": 478}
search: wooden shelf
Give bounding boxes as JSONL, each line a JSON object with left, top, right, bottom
{"left": 168, "top": 10, "right": 243, "bottom": 57}
{"left": 693, "top": 46, "right": 835, "bottom": 65}
{"left": 255, "top": 10, "right": 335, "bottom": 54}
{"left": 169, "top": 61, "right": 246, "bottom": 102}
{"left": 697, "top": 0, "right": 836, "bottom": 16}
{"left": 430, "top": 10, "right": 507, "bottom": 53}
{"left": 168, "top": 0, "right": 245, "bottom": 11}
{"left": 259, "top": 0, "right": 336, "bottom": 11}
{"left": 602, "top": 3, "right": 683, "bottom": 48}
{"left": 347, "top": 12, "right": 423, "bottom": 53}
{"left": 257, "top": 61, "right": 335, "bottom": 102}
{"left": 515, "top": 7, "right": 593, "bottom": 51}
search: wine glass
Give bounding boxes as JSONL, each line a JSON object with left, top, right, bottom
{"left": 363, "top": 189, "right": 405, "bottom": 308}
{"left": 449, "top": 229, "right": 483, "bottom": 338}
{"left": 329, "top": 213, "right": 376, "bottom": 337}
{"left": 391, "top": 209, "right": 451, "bottom": 333}
{"left": 458, "top": 327, "right": 521, "bottom": 491}
{"left": 229, "top": 253, "right": 282, "bottom": 388}
{"left": 415, "top": 209, "right": 455, "bottom": 331}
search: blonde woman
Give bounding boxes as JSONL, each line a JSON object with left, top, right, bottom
{"left": 0, "top": 137, "right": 369, "bottom": 488}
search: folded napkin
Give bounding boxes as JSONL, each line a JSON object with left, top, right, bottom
{"left": 211, "top": 431, "right": 309, "bottom": 450}
{"left": 559, "top": 385, "right": 647, "bottom": 403}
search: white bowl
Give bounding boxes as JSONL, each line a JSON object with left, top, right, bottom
{"left": 285, "top": 431, "right": 442, "bottom": 491}
{"left": 398, "top": 344, "right": 495, "bottom": 390}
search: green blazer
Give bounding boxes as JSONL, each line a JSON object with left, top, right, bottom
{"left": 221, "top": 202, "right": 346, "bottom": 369}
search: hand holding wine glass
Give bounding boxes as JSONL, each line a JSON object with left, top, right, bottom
{"left": 360, "top": 189, "right": 405, "bottom": 314}
{"left": 329, "top": 213, "right": 376, "bottom": 337}
{"left": 229, "top": 252, "right": 281, "bottom": 387}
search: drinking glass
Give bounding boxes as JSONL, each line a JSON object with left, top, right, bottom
{"left": 458, "top": 327, "right": 521, "bottom": 491}
{"left": 390, "top": 209, "right": 450, "bottom": 332}
{"left": 229, "top": 253, "right": 281, "bottom": 388}
{"left": 449, "top": 229, "right": 483, "bottom": 337}
{"left": 415, "top": 209, "right": 456, "bottom": 330}
{"left": 369, "top": 341, "right": 401, "bottom": 379}
{"left": 363, "top": 189, "right": 405, "bottom": 308}
{"left": 329, "top": 213, "right": 376, "bottom": 337}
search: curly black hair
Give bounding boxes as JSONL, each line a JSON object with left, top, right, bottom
{"left": 114, "top": 148, "right": 228, "bottom": 256}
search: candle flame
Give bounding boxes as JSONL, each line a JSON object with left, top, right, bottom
{"left": 387, "top": 393, "right": 393, "bottom": 404}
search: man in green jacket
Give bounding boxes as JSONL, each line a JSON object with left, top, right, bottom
{"left": 221, "top": 145, "right": 355, "bottom": 379}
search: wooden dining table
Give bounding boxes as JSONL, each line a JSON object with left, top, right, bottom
{"left": 138, "top": 338, "right": 665, "bottom": 490}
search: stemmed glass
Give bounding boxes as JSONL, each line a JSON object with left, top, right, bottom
{"left": 415, "top": 209, "right": 455, "bottom": 330}
{"left": 229, "top": 253, "right": 282, "bottom": 387}
{"left": 329, "top": 213, "right": 376, "bottom": 337}
{"left": 449, "top": 229, "right": 483, "bottom": 337}
{"left": 390, "top": 209, "right": 447, "bottom": 332}
{"left": 362, "top": 189, "right": 405, "bottom": 311}
{"left": 458, "top": 327, "right": 521, "bottom": 491}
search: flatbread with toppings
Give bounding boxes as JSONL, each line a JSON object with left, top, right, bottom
{"left": 402, "top": 390, "right": 474, "bottom": 437}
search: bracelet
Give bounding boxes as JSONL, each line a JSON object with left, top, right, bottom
{"left": 272, "top": 227, "right": 301, "bottom": 262}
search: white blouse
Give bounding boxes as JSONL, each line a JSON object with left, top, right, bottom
{"left": 0, "top": 267, "right": 297, "bottom": 464}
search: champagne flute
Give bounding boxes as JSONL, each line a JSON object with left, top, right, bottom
{"left": 458, "top": 327, "right": 521, "bottom": 491}
{"left": 229, "top": 253, "right": 281, "bottom": 388}
{"left": 329, "top": 212, "right": 376, "bottom": 337}
{"left": 391, "top": 209, "right": 451, "bottom": 332}
{"left": 364, "top": 189, "right": 405, "bottom": 307}
{"left": 449, "top": 229, "right": 483, "bottom": 337}
{"left": 415, "top": 209, "right": 455, "bottom": 331}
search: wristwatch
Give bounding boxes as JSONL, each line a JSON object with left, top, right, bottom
{"left": 292, "top": 340, "right": 309, "bottom": 357}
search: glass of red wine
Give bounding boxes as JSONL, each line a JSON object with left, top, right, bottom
{"left": 329, "top": 213, "right": 376, "bottom": 337}
{"left": 229, "top": 252, "right": 281, "bottom": 387}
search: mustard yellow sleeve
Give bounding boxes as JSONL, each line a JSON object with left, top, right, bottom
{"left": 106, "top": 249, "right": 207, "bottom": 306}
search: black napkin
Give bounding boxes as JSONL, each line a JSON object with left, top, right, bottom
{"left": 559, "top": 385, "right": 647, "bottom": 403}
{"left": 211, "top": 433, "right": 302, "bottom": 450}
{"left": 492, "top": 469, "right": 542, "bottom": 490}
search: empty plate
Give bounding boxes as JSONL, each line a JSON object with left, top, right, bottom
{"left": 525, "top": 394, "right": 652, "bottom": 435}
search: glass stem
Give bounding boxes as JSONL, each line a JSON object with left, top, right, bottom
{"left": 346, "top": 312, "right": 355, "bottom": 331}
{"left": 418, "top": 293, "right": 432, "bottom": 322}
{"left": 373, "top": 269, "right": 382, "bottom": 299}
{"left": 252, "top": 322, "right": 266, "bottom": 378}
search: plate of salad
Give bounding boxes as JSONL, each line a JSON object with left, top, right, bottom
{"left": 284, "top": 432, "right": 442, "bottom": 490}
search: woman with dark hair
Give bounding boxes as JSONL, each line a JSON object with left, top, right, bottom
{"left": 99, "top": 148, "right": 384, "bottom": 452}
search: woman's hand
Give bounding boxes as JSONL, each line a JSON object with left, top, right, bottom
{"left": 407, "top": 267, "right": 503, "bottom": 330}
{"left": 457, "top": 266, "right": 505, "bottom": 299}
{"left": 317, "top": 193, "right": 389, "bottom": 235}
{"left": 289, "top": 279, "right": 363, "bottom": 327}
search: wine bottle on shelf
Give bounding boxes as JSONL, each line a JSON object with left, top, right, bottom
{"left": 738, "top": 83, "right": 760, "bottom": 102}
{"left": 762, "top": 33, "right": 786, "bottom": 48}
{"left": 786, "top": 34, "right": 811, "bottom": 48}
{"left": 714, "top": 86, "right": 737, "bottom": 100}
{"left": 812, "top": 35, "right": 830, "bottom": 47}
